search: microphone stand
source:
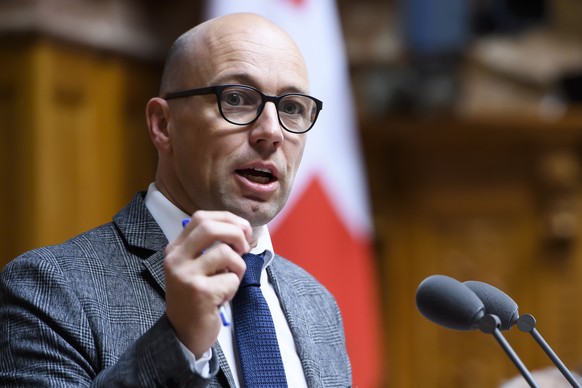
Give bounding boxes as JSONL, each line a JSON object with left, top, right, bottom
{"left": 478, "top": 314, "right": 539, "bottom": 388}
{"left": 517, "top": 314, "right": 582, "bottom": 388}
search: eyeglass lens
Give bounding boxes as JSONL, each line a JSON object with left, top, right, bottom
{"left": 219, "top": 86, "right": 317, "bottom": 133}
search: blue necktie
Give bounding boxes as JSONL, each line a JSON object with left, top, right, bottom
{"left": 233, "top": 252, "right": 288, "bottom": 387}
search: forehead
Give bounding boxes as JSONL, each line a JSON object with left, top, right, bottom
{"left": 194, "top": 21, "right": 309, "bottom": 93}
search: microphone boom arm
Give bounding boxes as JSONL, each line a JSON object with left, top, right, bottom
{"left": 517, "top": 314, "right": 582, "bottom": 388}
{"left": 479, "top": 314, "right": 539, "bottom": 388}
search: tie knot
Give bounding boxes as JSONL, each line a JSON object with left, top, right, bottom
{"left": 240, "top": 252, "right": 265, "bottom": 287}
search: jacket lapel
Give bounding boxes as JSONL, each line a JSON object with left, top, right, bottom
{"left": 214, "top": 343, "right": 237, "bottom": 387}
{"left": 113, "top": 193, "right": 168, "bottom": 293}
{"left": 112, "top": 193, "right": 237, "bottom": 387}
{"left": 267, "top": 257, "right": 321, "bottom": 386}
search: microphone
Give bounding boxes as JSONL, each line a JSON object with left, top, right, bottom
{"left": 416, "top": 274, "right": 485, "bottom": 330}
{"left": 464, "top": 280, "right": 582, "bottom": 388}
{"left": 464, "top": 280, "right": 519, "bottom": 331}
{"left": 416, "top": 275, "right": 539, "bottom": 388}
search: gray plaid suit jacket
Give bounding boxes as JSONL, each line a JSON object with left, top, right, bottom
{"left": 0, "top": 193, "right": 352, "bottom": 387}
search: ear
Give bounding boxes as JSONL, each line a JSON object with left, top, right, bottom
{"left": 146, "top": 97, "right": 172, "bottom": 153}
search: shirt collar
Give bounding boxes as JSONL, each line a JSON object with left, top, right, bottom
{"left": 144, "top": 183, "right": 274, "bottom": 267}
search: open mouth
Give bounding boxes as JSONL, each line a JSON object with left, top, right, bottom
{"left": 236, "top": 167, "right": 277, "bottom": 184}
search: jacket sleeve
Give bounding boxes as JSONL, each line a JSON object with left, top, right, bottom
{"left": 93, "top": 315, "right": 220, "bottom": 387}
{"left": 0, "top": 252, "right": 218, "bottom": 387}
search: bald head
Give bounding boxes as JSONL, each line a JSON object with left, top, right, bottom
{"left": 159, "top": 13, "right": 308, "bottom": 96}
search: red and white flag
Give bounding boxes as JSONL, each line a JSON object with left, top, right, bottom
{"left": 206, "top": 1, "right": 383, "bottom": 386}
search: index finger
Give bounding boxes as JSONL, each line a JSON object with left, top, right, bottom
{"left": 178, "top": 211, "right": 252, "bottom": 256}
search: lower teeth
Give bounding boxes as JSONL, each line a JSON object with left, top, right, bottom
{"left": 246, "top": 175, "right": 269, "bottom": 184}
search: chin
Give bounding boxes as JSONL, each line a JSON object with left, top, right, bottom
{"left": 239, "top": 203, "right": 281, "bottom": 227}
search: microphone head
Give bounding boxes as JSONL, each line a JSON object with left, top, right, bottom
{"left": 463, "top": 280, "right": 519, "bottom": 331}
{"left": 416, "top": 275, "right": 485, "bottom": 331}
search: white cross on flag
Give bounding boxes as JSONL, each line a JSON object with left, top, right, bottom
{"left": 205, "top": 1, "right": 383, "bottom": 386}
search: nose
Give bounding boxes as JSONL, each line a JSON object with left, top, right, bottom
{"left": 249, "top": 101, "right": 284, "bottom": 149}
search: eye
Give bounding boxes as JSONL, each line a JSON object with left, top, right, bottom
{"left": 280, "top": 100, "right": 303, "bottom": 115}
{"left": 223, "top": 91, "right": 244, "bottom": 106}
{"left": 221, "top": 87, "right": 261, "bottom": 108}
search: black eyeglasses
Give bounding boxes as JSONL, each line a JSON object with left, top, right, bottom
{"left": 163, "top": 84, "right": 323, "bottom": 134}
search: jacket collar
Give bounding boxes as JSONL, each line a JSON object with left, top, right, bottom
{"left": 113, "top": 192, "right": 168, "bottom": 293}
{"left": 113, "top": 192, "right": 168, "bottom": 253}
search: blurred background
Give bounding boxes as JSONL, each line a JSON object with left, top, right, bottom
{"left": 1, "top": 0, "right": 582, "bottom": 387}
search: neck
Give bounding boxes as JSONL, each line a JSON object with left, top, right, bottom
{"left": 249, "top": 226, "right": 264, "bottom": 250}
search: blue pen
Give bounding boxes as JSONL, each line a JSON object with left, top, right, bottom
{"left": 182, "top": 218, "right": 230, "bottom": 326}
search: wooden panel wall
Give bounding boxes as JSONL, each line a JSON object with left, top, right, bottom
{"left": 363, "top": 117, "right": 582, "bottom": 387}
{"left": 0, "top": 37, "right": 159, "bottom": 265}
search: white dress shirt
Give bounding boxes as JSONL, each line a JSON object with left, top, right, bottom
{"left": 144, "top": 183, "right": 307, "bottom": 387}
